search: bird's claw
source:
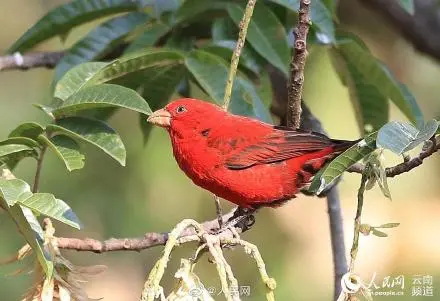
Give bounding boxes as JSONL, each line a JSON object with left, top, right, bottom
{"left": 209, "top": 207, "right": 256, "bottom": 235}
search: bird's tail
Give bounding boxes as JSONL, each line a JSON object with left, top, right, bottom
{"left": 330, "top": 138, "right": 362, "bottom": 155}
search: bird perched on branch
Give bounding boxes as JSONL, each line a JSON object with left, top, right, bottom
{"left": 147, "top": 98, "right": 357, "bottom": 209}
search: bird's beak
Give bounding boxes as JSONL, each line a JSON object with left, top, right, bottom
{"left": 147, "top": 108, "right": 171, "bottom": 127}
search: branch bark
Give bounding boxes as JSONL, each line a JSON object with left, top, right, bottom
{"left": 57, "top": 210, "right": 244, "bottom": 253}
{"left": 287, "top": 0, "right": 311, "bottom": 128}
{"left": 0, "top": 51, "right": 64, "bottom": 71}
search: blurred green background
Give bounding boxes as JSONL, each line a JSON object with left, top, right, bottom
{"left": 1, "top": 0, "right": 440, "bottom": 300}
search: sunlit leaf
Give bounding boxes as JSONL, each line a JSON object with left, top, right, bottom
{"left": 52, "top": 84, "right": 152, "bottom": 117}
{"left": 9, "top": 122, "right": 45, "bottom": 140}
{"left": 0, "top": 137, "right": 40, "bottom": 148}
{"left": 38, "top": 135, "right": 85, "bottom": 171}
{"left": 227, "top": 2, "right": 289, "bottom": 74}
{"left": 55, "top": 62, "right": 110, "bottom": 101}
{"left": 19, "top": 193, "right": 81, "bottom": 229}
{"left": 54, "top": 12, "right": 150, "bottom": 80}
{"left": 0, "top": 144, "right": 34, "bottom": 158}
{"left": 185, "top": 50, "right": 272, "bottom": 123}
{"left": 47, "top": 117, "right": 126, "bottom": 166}
{"left": 377, "top": 120, "right": 438, "bottom": 155}
{"left": 8, "top": 0, "right": 140, "bottom": 53}
{"left": 309, "top": 132, "right": 377, "bottom": 194}
{"left": 371, "top": 228, "right": 388, "bottom": 237}
{"left": 377, "top": 223, "right": 400, "bottom": 228}
{"left": 0, "top": 178, "right": 32, "bottom": 206}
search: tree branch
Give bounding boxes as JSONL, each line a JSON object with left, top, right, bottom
{"left": 347, "top": 137, "right": 439, "bottom": 177}
{"left": 56, "top": 209, "right": 246, "bottom": 253}
{"left": 361, "top": 0, "right": 440, "bottom": 62}
{"left": 0, "top": 51, "right": 64, "bottom": 71}
{"left": 287, "top": 0, "right": 311, "bottom": 128}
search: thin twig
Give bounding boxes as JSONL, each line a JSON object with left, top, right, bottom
{"left": 0, "top": 51, "right": 65, "bottom": 71}
{"left": 222, "top": 0, "right": 257, "bottom": 110}
{"left": 347, "top": 137, "right": 439, "bottom": 177}
{"left": 287, "top": 0, "right": 311, "bottom": 128}
{"left": 33, "top": 145, "right": 47, "bottom": 193}
{"left": 56, "top": 209, "right": 240, "bottom": 253}
{"left": 214, "top": 195, "right": 224, "bottom": 228}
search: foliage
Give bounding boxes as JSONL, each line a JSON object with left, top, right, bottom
{"left": 0, "top": 0, "right": 437, "bottom": 299}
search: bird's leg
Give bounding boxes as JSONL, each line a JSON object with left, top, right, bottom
{"left": 210, "top": 207, "right": 257, "bottom": 234}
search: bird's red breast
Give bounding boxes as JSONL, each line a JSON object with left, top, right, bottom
{"left": 147, "top": 98, "right": 356, "bottom": 208}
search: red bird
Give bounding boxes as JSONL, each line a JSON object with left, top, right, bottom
{"left": 147, "top": 98, "right": 356, "bottom": 209}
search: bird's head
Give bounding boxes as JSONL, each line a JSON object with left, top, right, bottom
{"left": 147, "top": 98, "right": 225, "bottom": 136}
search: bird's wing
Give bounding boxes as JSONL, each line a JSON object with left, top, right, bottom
{"left": 225, "top": 126, "right": 338, "bottom": 170}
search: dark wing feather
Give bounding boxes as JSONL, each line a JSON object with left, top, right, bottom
{"left": 225, "top": 127, "right": 345, "bottom": 170}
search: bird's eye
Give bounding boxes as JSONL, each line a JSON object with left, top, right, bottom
{"left": 176, "top": 106, "right": 186, "bottom": 113}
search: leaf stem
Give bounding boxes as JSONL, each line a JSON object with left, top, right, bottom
{"left": 33, "top": 145, "right": 47, "bottom": 193}
{"left": 222, "top": 0, "right": 257, "bottom": 110}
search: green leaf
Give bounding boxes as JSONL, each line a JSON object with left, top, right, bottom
{"left": 55, "top": 49, "right": 185, "bottom": 100}
{"left": 376, "top": 120, "right": 438, "bottom": 155}
{"left": 144, "top": 0, "right": 181, "bottom": 17}
{"left": 377, "top": 223, "right": 400, "bottom": 229}
{"left": 0, "top": 178, "right": 33, "bottom": 207}
{"left": 398, "top": 0, "right": 415, "bottom": 15}
{"left": 54, "top": 12, "right": 150, "bottom": 81}
{"left": 227, "top": 2, "right": 289, "bottom": 74}
{"left": 0, "top": 144, "right": 34, "bottom": 158}
{"left": 124, "top": 22, "right": 170, "bottom": 54}
{"left": 211, "top": 17, "right": 237, "bottom": 41}
{"left": 174, "top": 0, "right": 227, "bottom": 24}
{"left": 201, "top": 40, "right": 263, "bottom": 75}
{"left": 371, "top": 228, "right": 388, "bottom": 237}
{"left": 52, "top": 84, "right": 152, "bottom": 117}
{"left": 0, "top": 137, "right": 40, "bottom": 148}
{"left": 335, "top": 32, "right": 424, "bottom": 125}
{"left": 8, "top": 0, "right": 140, "bottom": 53}
{"left": 9, "top": 122, "right": 45, "bottom": 140}
{"left": 330, "top": 49, "right": 388, "bottom": 134}
{"left": 309, "top": 132, "right": 377, "bottom": 194}
{"left": 7, "top": 205, "right": 53, "bottom": 276}
{"left": 19, "top": 193, "right": 81, "bottom": 229}
{"left": 185, "top": 50, "right": 272, "bottom": 123}
{"left": 47, "top": 117, "right": 126, "bottom": 166}
{"left": 267, "top": 0, "right": 335, "bottom": 43}
{"left": 55, "top": 62, "right": 110, "bottom": 100}
{"left": 38, "top": 135, "right": 85, "bottom": 171}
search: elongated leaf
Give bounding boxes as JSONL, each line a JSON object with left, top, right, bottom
{"left": 124, "top": 22, "right": 170, "bottom": 54}
{"left": 267, "top": 0, "right": 335, "bottom": 43}
{"left": 309, "top": 132, "right": 377, "bottom": 194}
{"left": 174, "top": 0, "right": 227, "bottom": 24}
{"left": 19, "top": 193, "right": 81, "bottom": 229}
{"left": 398, "top": 0, "right": 415, "bottom": 15}
{"left": 377, "top": 120, "right": 438, "bottom": 155}
{"left": 47, "top": 117, "right": 126, "bottom": 166}
{"left": 330, "top": 49, "right": 388, "bottom": 134}
{"left": 54, "top": 12, "right": 150, "bottom": 81}
{"left": 38, "top": 135, "right": 85, "bottom": 171}
{"left": 143, "top": 0, "right": 181, "bottom": 16}
{"left": 9, "top": 122, "right": 45, "bottom": 140}
{"left": 336, "top": 33, "right": 423, "bottom": 125}
{"left": 211, "top": 17, "right": 237, "bottom": 41}
{"left": 185, "top": 50, "right": 272, "bottom": 123}
{"left": 52, "top": 84, "right": 151, "bottom": 118}
{"left": 201, "top": 40, "right": 262, "bottom": 75}
{"left": 0, "top": 144, "right": 33, "bottom": 158}
{"left": 0, "top": 137, "right": 40, "bottom": 148}
{"left": 54, "top": 50, "right": 184, "bottom": 100}
{"left": 8, "top": 0, "right": 139, "bottom": 53}
{"left": 227, "top": 2, "right": 289, "bottom": 74}
{"left": 7, "top": 205, "right": 53, "bottom": 276}
{"left": 0, "top": 178, "right": 32, "bottom": 207}
{"left": 55, "top": 62, "right": 110, "bottom": 101}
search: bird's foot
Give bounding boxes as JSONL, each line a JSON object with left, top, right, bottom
{"left": 210, "top": 207, "right": 256, "bottom": 235}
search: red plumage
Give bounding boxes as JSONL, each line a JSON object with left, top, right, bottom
{"left": 147, "top": 98, "right": 356, "bottom": 209}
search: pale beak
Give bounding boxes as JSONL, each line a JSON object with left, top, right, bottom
{"left": 147, "top": 108, "right": 171, "bottom": 127}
